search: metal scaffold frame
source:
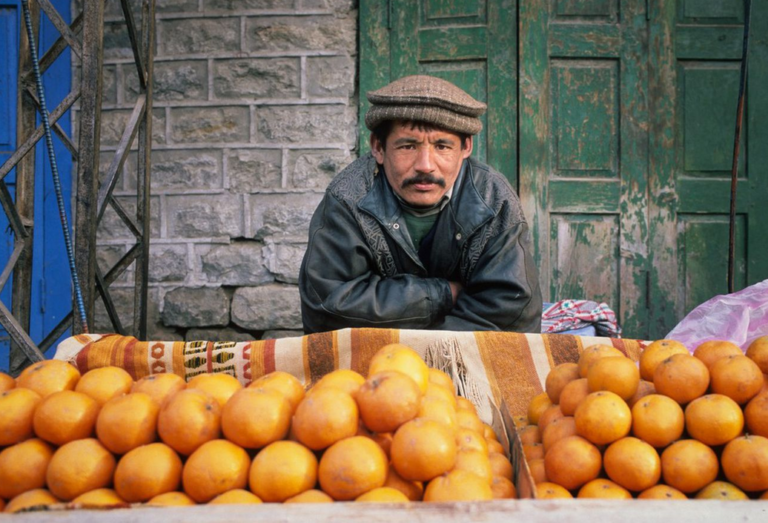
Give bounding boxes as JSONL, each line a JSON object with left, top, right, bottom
{"left": 0, "top": 0, "right": 154, "bottom": 375}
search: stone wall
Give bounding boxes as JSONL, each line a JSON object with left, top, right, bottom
{"left": 86, "top": 0, "right": 358, "bottom": 341}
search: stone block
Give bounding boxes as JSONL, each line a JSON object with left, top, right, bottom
{"left": 226, "top": 149, "right": 282, "bottom": 193}
{"left": 157, "top": 0, "right": 199, "bottom": 12}
{"left": 200, "top": 241, "right": 273, "bottom": 286}
{"left": 187, "top": 327, "right": 256, "bottom": 342}
{"left": 148, "top": 149, "right": 222, "bottom": 191}
{"left": 97, "top": 245, "right": 131, "bottom": 284}
{"left": 147, "top": 288, "right": 185, "bottom": 341}
{"left": 99, "top": 109, "right": 166, "bottom": 146}
{"left": 213, "top": 58, "right": 300, "bottom": 100}
{"left": 159, "top": 18, "right": 240, "bottom": 56}
{"left": 162, "top": 286, "right": 230, "bottom": 327}
{"left": 249, "top": 193, "right": 323, "bottom": 240}
{"left": 104, "top": 20, "right": 135, "bottom": 59}
{"left": 255, "top": 105, "right": 356, "bottom": 145}
{"left": 306, "top": 56, "right": 355, "bottom": 98}
{"left": 170, "top": 106, "right": 249, "bottom": 144}
{"left": 126, "top": 61, "right": 207, "bottom": 103}
{"left": 149, "top": 244, "right": 189, "bottom": 282}
{"left": 97, "top": 195, "right": 161, "bottom": 240}
{"left": 166, "top": 194, "right": 244, "bottom": 238}
{"left": 287, "top": 149, "right": 351, "bottom": 189}
{"left": 231, "top": 284, "right": 301, "bottom": 330}
{"left": 262, "top": 330, "right": 303, "bottom": 340}
{"left": 299, "top": 0, "right": 356, "bottom": 11}
{"left": 263, "top": 240, "right": 306, "bottom": 284}
{"left": 245, "top": 16, "right": 355, "bottom": 53}
{"left": 103, "top": 66, "right": 118, "bottom": 105}
{"left": 205, "top": 0, "right": 296, "bottom": 9}
{"left": 93, "top": 287, "right": 134, "bottom": 334}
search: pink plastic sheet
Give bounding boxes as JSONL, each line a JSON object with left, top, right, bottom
{"left": 666, "top": 279, "right": 768, "bottom": 351}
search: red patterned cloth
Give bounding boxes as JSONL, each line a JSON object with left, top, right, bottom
{"left": 541, "top": 300, "right": 622, "bottom": 338}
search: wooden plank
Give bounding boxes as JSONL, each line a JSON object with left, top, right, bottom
{"left": 358, "top": 0, "right": 391, "bottom": 154}
{"left": 418, "top": 26, "right": 487, "bottom": 61}
{"left": 119, "top": 0, "right": 146, "bottom": 89}
{"left": 677, "top": 179, "right": 749, "bottom": 213}
{"left": 37, "top": 0, "right": 81, "bottom": 58}
{"left": 548, "top": 180, "right": 620, "bottom": 213}
{"left": 676, "top": 25, "right": 745, "bottom": 60}
{"left": 550, "top": 23, "right": 620, "bottom": 58}
{"left": 390, "top": 0, "right": 420, "bottom": 79}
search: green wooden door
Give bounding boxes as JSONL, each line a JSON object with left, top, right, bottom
{"left": 359, "top": 0, "right": 518, "bottom": 185}
{"left": 519, "top": 0, "right": 650, "bottom": 337}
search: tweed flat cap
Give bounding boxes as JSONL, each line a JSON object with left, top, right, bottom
{"left": 365, "top": 75, "right": 487, "bottom": 135}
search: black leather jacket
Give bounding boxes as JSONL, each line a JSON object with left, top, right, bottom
{"left": 299, "top": 154, "right": 542, "bottom": 333}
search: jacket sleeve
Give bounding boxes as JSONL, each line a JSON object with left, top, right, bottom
{"left": 431, "top": 221, "right": 542, "bottom": 332}
{"left": 299, "top": 193, "right": 454, "bottom": 333}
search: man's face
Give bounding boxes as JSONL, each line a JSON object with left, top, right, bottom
{"left": 370, "top": 121, "right": 473, "bottom": 208}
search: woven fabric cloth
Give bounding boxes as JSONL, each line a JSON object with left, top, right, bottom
{"left": 53, "top": 329, "right": 647, "bottom": 421}
{"left": 541, "top": 300, "right": 622, "bottom": 338}
{"left": 365, "top": 75, "right": 487, "bottom": 135}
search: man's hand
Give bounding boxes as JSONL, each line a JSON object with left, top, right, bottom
{"left": 449, "top": 281, "right": 463, "bottom": 305}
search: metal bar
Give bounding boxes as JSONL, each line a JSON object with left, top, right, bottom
{"left": 74, "top": 0, "right": 106, "bottom": 333}
{"left": 120, "top": 0, "right": 146, "bottom": 89}
{"left": 108, "top": 197, "right": 142, "bottom": 239}
{"left": 728, "top": 0, "right": 752, "bottom": 294}
{"left": 36, "top": 0, "right": 81, "bottom": 58}
{"left": 0, "top": 181, "right": 31, "bottom": 239}
{"left": 0, "top": 87, "right": 80, "bottom": 181}
{"left": 39, "top": 311, "right": 73, "bottom": 353}
{"left": 96, "top": 267, "right": 126, "bottom": 335}
{"left": 97, "top": 94, "right": 146, "bottom": 223}
{"left": 35, "top": 12, "right": 83, "bottom": 77}
{"left": 0, "top": 243, "right": 26, "bottom": 290}
{"left": 0, "top": 301, "right": 46, "bottom": 368}
{"left": 23, "top": 84, "right": 78, "bottom": 158}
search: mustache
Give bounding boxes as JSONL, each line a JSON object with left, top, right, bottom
{"left": 401, "top": 174, "right": 446, "bottom": 189}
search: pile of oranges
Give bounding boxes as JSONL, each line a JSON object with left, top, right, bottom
{"left": 0, "top": 343, "right": 515, "bottom": 513}
{"left": 522, "top": 336, "right": 768, "bottom": 500}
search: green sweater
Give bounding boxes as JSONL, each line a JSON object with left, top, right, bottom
{"left": 403, "top": 212, "right": 439, "bottom": 251}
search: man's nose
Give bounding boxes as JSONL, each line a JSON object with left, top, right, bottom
{"left": 414, "top": 146, "right": 435, "bottom": 172}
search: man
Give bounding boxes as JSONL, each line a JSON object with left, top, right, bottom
{"left": 299, "top": 75, "right": 542, "bottom": 333}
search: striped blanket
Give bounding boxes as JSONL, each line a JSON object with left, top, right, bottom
{"left": 53, "top": 329, "right": 648, "bottom": 421}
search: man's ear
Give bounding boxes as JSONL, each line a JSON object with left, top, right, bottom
{"left": 370, "top": 133, "right": 385, "bottom": 164}
{"left": 462, "top": 136, "right": 474, "bottom": 159}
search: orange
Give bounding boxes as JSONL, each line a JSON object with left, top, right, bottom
{"left": 693, "top": 340, "right": 743, "bottom": 370}
{"left": 428, "top": 367, "right": 455, "bottom": 390}
{"left": 0, "top": 438, "right": 54, "bottom": 499}
{"left": 695, "top": 481, "right": 748, "bottom": 500}
{"left": 603, "top": 436, "right": 661, "bottom": 492}
{"left": 486, "top": 438, "right": 505, "bottom": 455}
{"left": 537, "top": 404, "right": 564, "bottom": 433}
{"left": 383, "top": 463, "right": 424, "bottom": 501}
{"left": 113, "top": 442, "right": 182, "bottom": 502}
{"left": 578, "top": 344, "right": 625, "bottom": 378}
{"left": 490, "top": 476, "right": 517, "bottom": 499}
{"left": 559, "top": 378, "right": 589, "bottom": 416}
{"left": 519, "top": 424, "right": 541, "bottom": 445}
{"left": 637, "top": 484, "right": 687, "bottom": 500}
{"left": 249, "top": 440, "right": 318, "bottom": 502}
{"left": 131, "top": 373, "right": 186, "bottom": 407}
{"left": 631, "top": 393, "right": 685, "bottom": 448}
{"left": 249, "top": 370, "right": 305, "bottom": 413}
{"left": 423, "top": 469, "right": 493, "bottom": 502}
{"left": 0, "top": 371, "right": 14, "bottom": 392}
{"left": 627, "top": 379, "right": 656, "bottom": 408}
{"left": 391, "top": 418, "right": 457, "bottom": 482}
{"left": 527, "top": 391, "right": 552, "bottom": 425}
{"left": 745, "top": 391, "right": 768, "bottom": 437}
{"left": 96, "top": 392, "right": 159, "bottom": 454}
{"left": 709, "top": 355, "right": 764, "bottom": 405}
{"left": 318, "top": 435, "right": 388, "bottom": 501}
{"left": 535, "top": 482, "right": 573, "bottom": 499}
{"left": 368, "top": 430, "right": 393, "bottom": 459}
{"left": 489, "top": 451, "right": 514, "bottom": 481}
{"left": 157, "top": 388, "right": 221, "bottom": 455}
{"left": 746, "top": 336, "right": 768, "bottom": 374}
{"left": 292, "top": 386, "right": 359, "bottom": 450}
{"left": 0, "top": 387, "right": 41, "bottom": 445}
{"left": 147, "top": 491, "right": 196, "bottom": 506}
{"left": 417, "top": 395, "right": 457, "bottom": 430}
{"left": 75, "top": 366, "right": 133, "bottom": 407}
{"left": 187, "top": 373, "right": 243, "bottom": 409}
{"left": 182, "top": 439, "right": 250, "bottom": 503}
{"left": 367, "top": 343, "right": 429, "bottom": 394}
{"left": 660, "top": 439, "right": 719, "bottom": 494}
{"left": 542, "top": 416, "right": 577, "bottom": 454}
{"left": 684, "top": 393, "right": 744, "bottom": 446}
{"left": 33, "top": 390, "right": 99, "bottom": 446}
{"left": 577, "top": 478, "right": 632, "bottom": 499}
{"left": 221, "top": 387, "right": 291, "bottom": 449}
{"left": 513, "top": 415, "right": 529, "bottom": 429}
{"left": 453, "top": 449, "right": 493, "bottom": 484}
{"left": 283, "top": 489, "right": 334, "bottom": 503}
{"left": 721, "top": 434, "right": 768, "bottom": 492}
{"left": 527, "top": 458, "right": 548, "bottom": 484}
{"left": 522, "top": 442, "right": 544, "bottom": 462}
{"left": 4, "top": 489, "right": 60, "bottom": 513}
{"left": 587, "top": 356, "right": 640, "bottom": 401}
{"left": 574, "top": 391, "right": 632, "bottom": 445}
{"left": 456, "top": 428, "right": 490, "bottom": 454}
{"left": 482, "top": 423, "right": 498, "bottom": 442}
{"left": 357, "top": 371, "right": 421, "bottom": 433}
{"left": 424, "top": 381, "right": 457, "bottom": 408}
{"left": 639, "top": 339, "right": 689, "bottom": 381}
{"left": 209, "top": 489, "right": 262, "bottom": 505}
{"left": 456, "top": 408, "right": 485, "bottom": 434}
{"left": 355, "top": 487, "right": 410, "bottom": 502}
{"left": 456, "top": 396, "right": 478, "bottom": 414}
{"left": 71, "top": 488, "right": 126, "bottom": 507}
{"left": 16, "top": 359, "right": 80, "bottom": 398}
{"left": 653, "top": 353, "right": 709, "bottom": 404}
{"left": 46, "top": 438, "right": 116, "bottom": 501}
{"left": 543, "top": 435, "right": 602, "bottom": 491}
{"left": 310, "top": 369, "right": 366, "bottom": 397}
{"left": 545, "top": 362, "right": 580, "bottom": 404}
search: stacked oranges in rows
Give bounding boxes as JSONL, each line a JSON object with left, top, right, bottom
{"left": 522, "top": 336, "right": 768, "bottom": 500}
{"left": 0, "top": 343, "right": 515, "bottom": 513}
